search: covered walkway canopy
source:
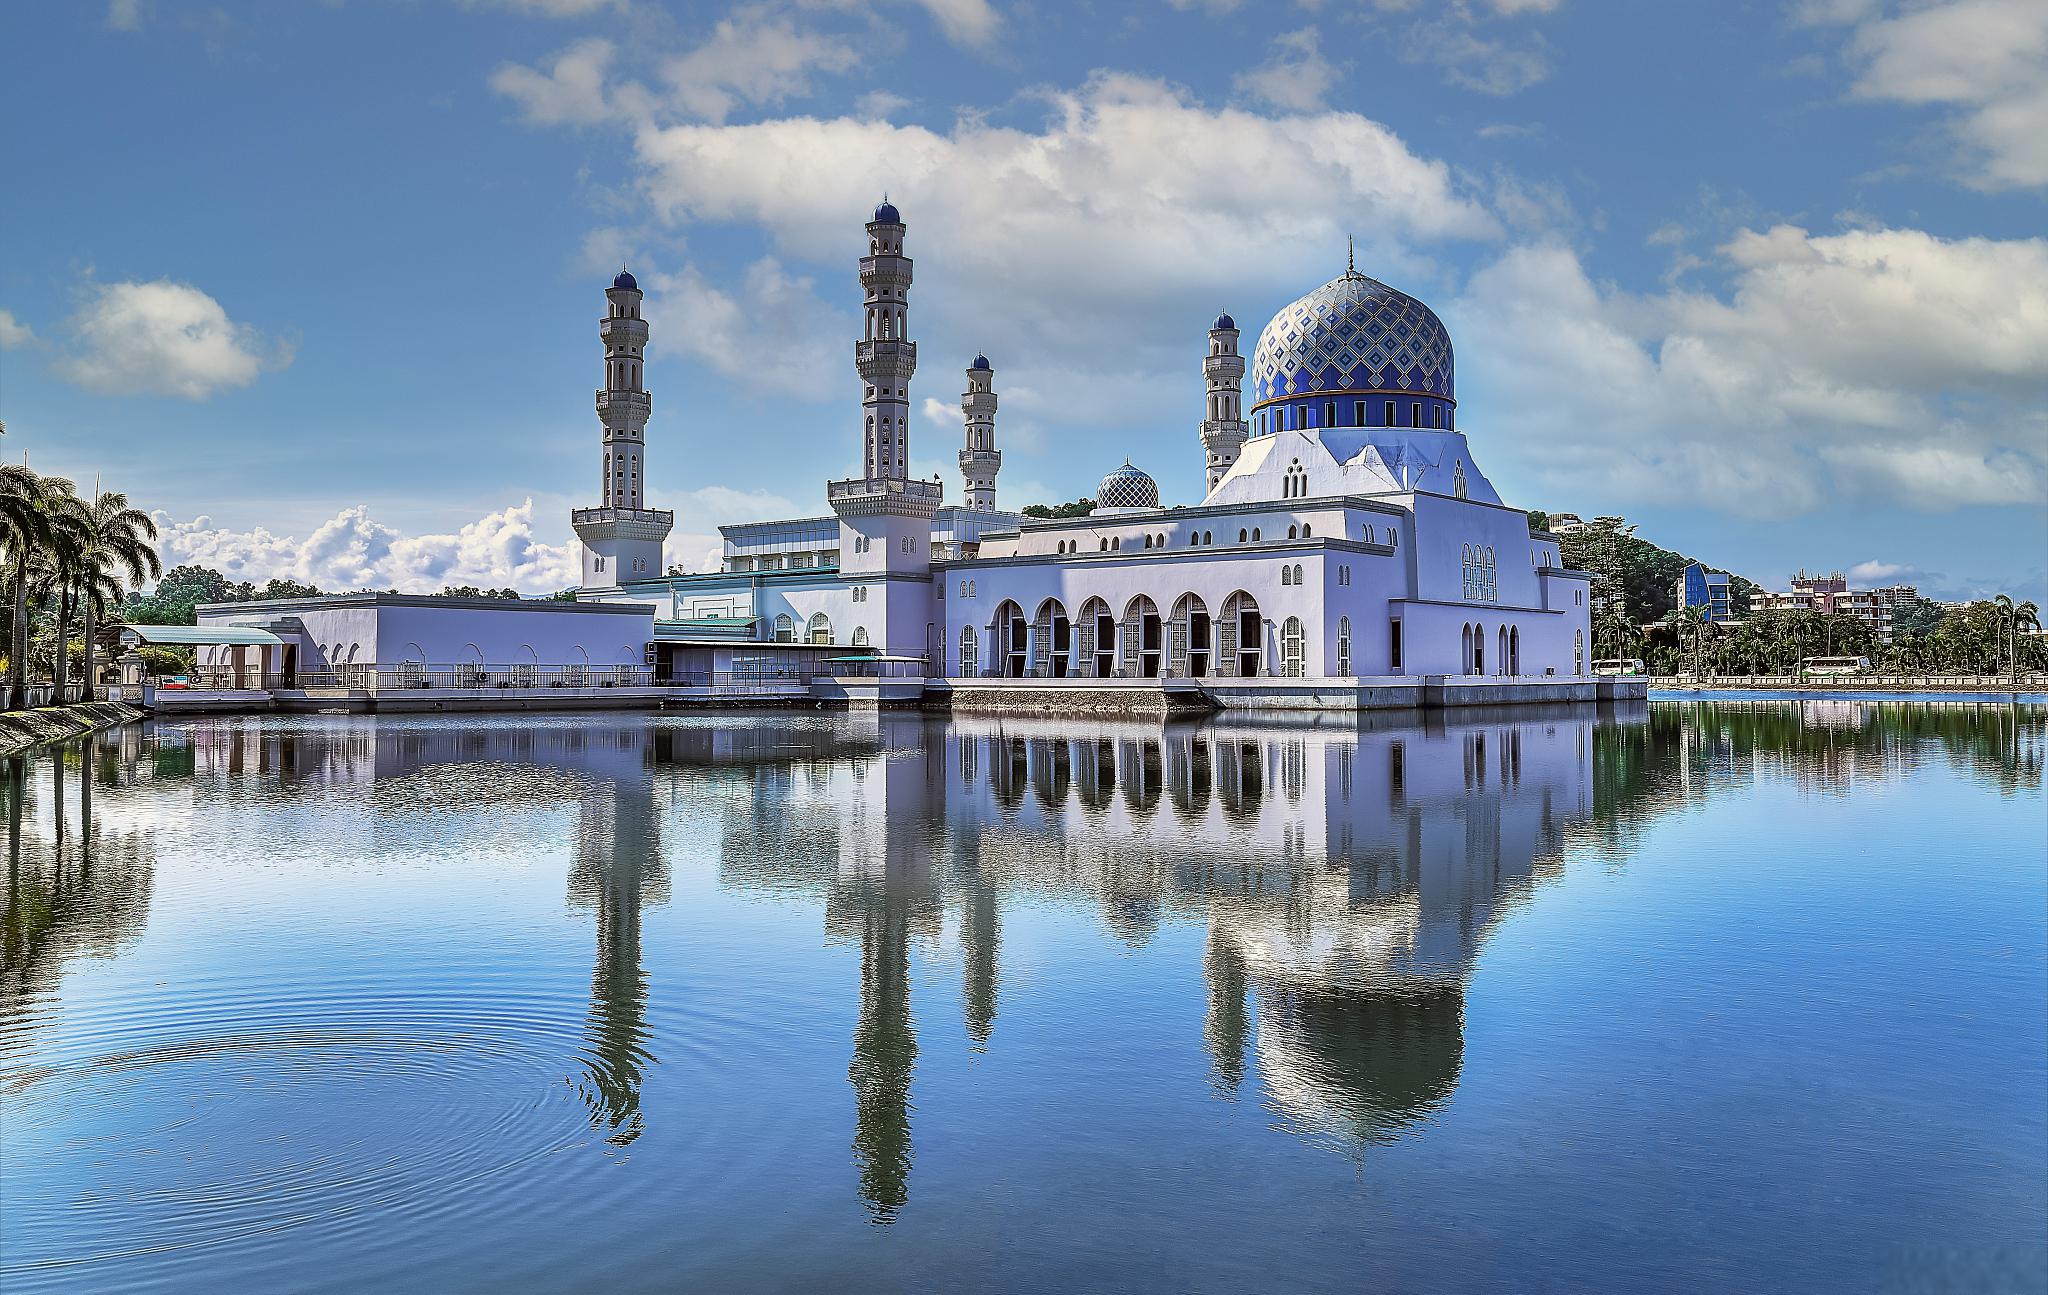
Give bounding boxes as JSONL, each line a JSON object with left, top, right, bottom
{"left": 121, "top": 625, "right": 285, "bottom": 647}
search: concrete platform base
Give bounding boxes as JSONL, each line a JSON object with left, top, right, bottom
{"left": 933, "top": 678, "right": 1219, "bottom": 718}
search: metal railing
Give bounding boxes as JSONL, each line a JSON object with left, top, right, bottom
{"left": 173, "top": 664, "right": 659, "bottom": 694}
{"left": 1644, "top": 673, "right": 2048, "bottom": 690}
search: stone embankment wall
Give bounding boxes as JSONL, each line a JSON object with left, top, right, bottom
{"left": 0, "top": 702, "right": 146, "bottom": 758}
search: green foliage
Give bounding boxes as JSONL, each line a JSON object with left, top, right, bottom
{"left": 123, "top": 566, "right": 331, "bottom": 624}
{"left": 136, "top": 644, "right": 195, "bottom": 676}
{"left": 1021, "top": 499, "right": 1097, "bottom": 520}
{"left": 438, "top": 586, "right": 523, "bottom": 600}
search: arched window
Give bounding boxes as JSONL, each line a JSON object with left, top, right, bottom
{"left": 852, "top": 626, "right": 870, "bottom": 647}
{"left": 774, "top": 614, "right": 794, "bottom": 643}
{"left": 1282, "top": 566, "right": 1293, "bottom": 586}
{"left": 808, "top": 613, "right": 832, "bottom": 645}
{"left": 1337, "top": 616, "right": 1352, "bottom": 677}
{"left": 1302, "top": 523, "right": 1311, "bottom": 538}
{"left": 959, "top": 625, "right": 979, "bottom": 677}
{"left": 1288, "top": 525, "right": 1298, "bottom": 540}
{"left": 1462, "top": 623, "right": 1473, "bottom": 673}
{"left": 1203, "top": 531, "right": 1212, "bottom": 544}
{"left": 1100, "top": 538, "right": 1109, "bottom": 551}
{"left": 1292, "top": 564, "right": 1303, "bottom": 584}
{"left": 1252, "top": 527, "right": 1261, "bottom": 541}
{"left": 1238, "top": 529, "right": 1248, "bottom": 543}
{"left": 968, "top": 580, "right": 975, "bottom": 598}
{"left": 1112, "top": 537, "right": 1121, "bottom": 550}
{"left": 1280, "top": 616, "right": 1305, "bottom": 677}
{"left": 1453, "top": 462, "right": 1468, "bottom": 499}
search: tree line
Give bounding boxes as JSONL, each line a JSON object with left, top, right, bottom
{"left": 0, "top": 465, "right": 162, "bottom": 708}
{"left": 1548, "top": 513, "right": 2043, "bottom": 677}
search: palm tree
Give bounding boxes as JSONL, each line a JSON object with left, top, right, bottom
{"left": 1596, "top": 602, "right": 1638, "bottom": 662}
{"left": 1993, "top": 594, "right": 2015, "bottom": 679}
{"left": 43, "top": 488, "right": 90, "bottom": 698}
{"left": 76, "top": 489, "right": 161, "bottom": 698}
{"left": 2006, "top": 598, "right": 2041, "bottom": 684}
{"left": 1, "top": 465, "right": 54, "bottom": 708}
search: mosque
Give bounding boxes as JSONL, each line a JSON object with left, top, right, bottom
{"left": 577, "top": 200, "right": 1595, "bottom": 705}
{"left": 187, "top": 200, "right": 1604, "bottom": 713}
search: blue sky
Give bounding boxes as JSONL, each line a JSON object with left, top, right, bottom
{"left": 4, "top": 0, "right": 2044, "bottom": 598}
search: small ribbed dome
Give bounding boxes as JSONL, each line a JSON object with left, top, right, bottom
{"left": 611, "top": 269, "right": 639, "bottom": 292}
{"left": 1097, "top": 461, "right": 1160, "bottom": 512}
{"left": 1249, "top": 270, "right": 1453, "bottom": 409}
{"left": 872, "top": 199, "right": 901, "bottom": 224}
{"left": 1213, "top": 313, "right": 1236, "bottom": 331}
{"left": 971, "top": 354, "right": 991, "bottom": 370}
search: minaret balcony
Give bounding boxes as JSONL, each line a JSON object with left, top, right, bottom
{"left": 599, "top": 317, "right": 649, "bottom": 345}
{"left": 595, "top": 389, "right": 652, "bottom": 414}
{"left": 855, "top": 339, "right": 917, "bottom": 378}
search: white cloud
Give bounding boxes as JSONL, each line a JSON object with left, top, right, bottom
{"left": 1405, "top": 14, "right": 1552, "bottom": 95}
{"left": 1846, "top": 559, "right": 1909, "bottom": 582}
{"left": 491, "top": 37, "right": 626, "bottom": 126}
{"left": 0, "top": 310, "right": 33, "bottom": 349}
{"left": 1453, "top": 225, "right": 2048, "bottom": 514}
{"left": 463, "top": 0, "right": 621, "bottom": 16}
{"left": 154, "top": 499, "right": 581, "bottom": 594}
{"left": 856, "top": 90, "right": 911, "bottom": 120}
{"left": 1822, "top": 0, "right": 2048, "bottom": 190}
{"left": 914, "top": 0, "right": 999, "bottom": 48}
{"left": 106, "top": 0, "right": 142, "bottom": 30}
{"left": 661, "top": 9, "right": 861, "bottom": 124}
{"left": 640, "top": 258, "right": 853, "bottom": 400}
{"left": 1235, "top": 27, "right": 1340, "bottom": 112}
{"left": 58, "top": 279, "right": 284, "bottom": 400}
{"left": 632, "top": 73, "right": 1495, "bottom": 348}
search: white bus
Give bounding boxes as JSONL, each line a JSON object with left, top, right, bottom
{"left": 1592, "top": 658, "right": 1646, "bottom": 676}
{"left": 1800, "top": 655, "right": 1870, "bottom": 676}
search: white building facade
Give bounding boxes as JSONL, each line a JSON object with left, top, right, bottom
{"left": 584, "top": 202, "right": 1594, "bottom": 698}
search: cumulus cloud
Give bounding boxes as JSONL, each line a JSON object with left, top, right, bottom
{"left": 1452, "top": 225, "right": 2048, "bottom": 514}
{"left": 633, "top": 73, "right": 1494, "bottom": 337}
{"left": 639, "top": 257, "right": 853, "bottom": 400}
{"left": 0, "top": 310, "right": 33, "bottom": 349}
{"left": 1235, "top": 28, "right": 1340, "bottom": 112}
{"left": 1819, "top": 0, "right": 2048, "bottom": 190}
{"left": 155, "top": 499, "right": 582, "bottom": 594}
{"left": 616, "top": 72, "right": 1499, "bottom": 471}
{"left": 661, "top": 9, "right": 861, "bottom": 124}
{"left": 58, "top": 279, "right": 286, "bottom": 400}
{"left": 151, "top": 487, "right": 802, "bottom": 591}
{"left": 490, "top": 36, "right": 624, "bottom": 125}
{"left": 914, "top": 0, "right": 999, "bottom": 48}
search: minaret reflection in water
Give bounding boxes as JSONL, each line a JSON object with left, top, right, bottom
{"left": 563, "top": 734, "right": 666, "bottom": 1147}
{"left": 709, "top": 706, "right": 1609, "bottom": 1218}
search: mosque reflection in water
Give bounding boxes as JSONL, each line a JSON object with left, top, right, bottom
{"left": 1, "top": 706, "right": 1611, "bottom": 1219}
{"left": 25, "top": 701, "right": 2027, "bottom": 1222}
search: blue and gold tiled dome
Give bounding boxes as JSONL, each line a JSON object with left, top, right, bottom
{"left": 1248, "top": 267, "right": 1455, "bottom": 431}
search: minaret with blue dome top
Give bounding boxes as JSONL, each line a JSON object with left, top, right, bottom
{"left": 830, "top": 199, "right": 943, "bottom": 621}
{"left": 959, "top": 354, "right": 1001, "bottom": 512}
{"left": 573, "top": 268, "right": 673, "bottom": 588}
{"left": 1199, "top": 311, "right": 1247, "bottom": 494}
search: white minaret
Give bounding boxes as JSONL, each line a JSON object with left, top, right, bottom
{"left": 1199, "top": 311, "right": 1248, "bottom": 495}
{"left": 830, "top": 200, "right": 943, "bottom": 661}
{"left": 959, "top": 354, "right": 1000, "bottom": 512}
{"left": 859, "top": 198, "right": 916, "bottom": 480}
{"left": 574, "top": 269, "right": 673, "bottom": 587}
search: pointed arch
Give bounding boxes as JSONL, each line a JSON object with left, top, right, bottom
{"left": 1032, "top": 597, "right": 1071, "bottom": 678}
{"left": 1220, "top": 591, "right": 1263, "bottom": 677}
{"left": 1120, "top": 594, "right": 1163, "bottom": 678}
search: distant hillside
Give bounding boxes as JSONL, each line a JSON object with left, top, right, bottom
{"left": 1528, "top": 512, "right": 1760, "bottom": 623}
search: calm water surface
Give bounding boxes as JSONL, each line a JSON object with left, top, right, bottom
{"left": 2, "top": 701, "right": 2043, "bottom": 1292}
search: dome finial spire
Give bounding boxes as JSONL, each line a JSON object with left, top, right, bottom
{"left": 1346, "top": 234, "right": 1356, "bottom": 277}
